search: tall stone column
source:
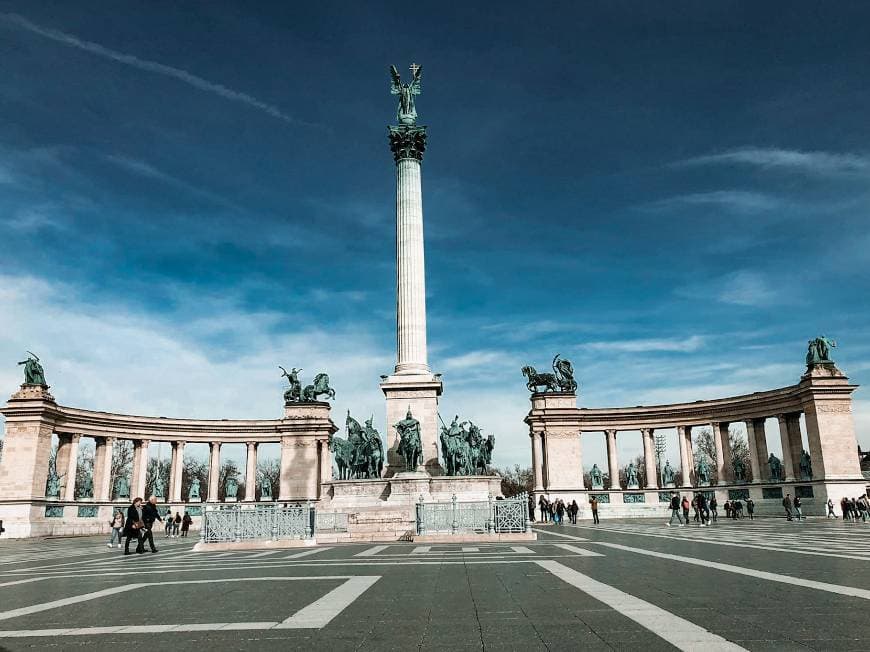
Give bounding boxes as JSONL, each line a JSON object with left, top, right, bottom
{"left": 531, "top": 432, "right": 545, "bottom": 491}
{"left": 776, "top": 415, "right": 796, "bottom": 481}
{"left": 605, "top": 430, "right": 621, "bottom": 490}
{"left": 169, "top": 441, "right": 185, "bottom": 502}
{"left": 93, "top": 437, "right": 115, "bottom": 500}
{"left": 712, "top": 422, "right": 731, "bottom": 484}
{"left": 785, "top": 414, "right": 804, "bottom": 479}
{"left": 244, "top": 441, "right": 257, "bottom": 501}
{"left": 55, "top": 434, "right": 72, "bottom": 489}
{"left": 641, "top": 428, "right": 657, "bottom": 489}
{"left": 132, "top": 439, "right": 149, "bottom": 499}
{"left": 207, "top": 441, "right": 221, "bottom": 501}
{"left": 381, "top": 120, "right": 443, "bottom": 475}
{"left": 63, "top": 434, "right": 80, "bottom": 500}
{"left": 745, "top": 419, "right": 764, "bottom": 482}
{"left": 318, "top": 439, "right": 332, "bottom": 489}
{"left": 676, "top": 426, "right": 692, "bottom": 487}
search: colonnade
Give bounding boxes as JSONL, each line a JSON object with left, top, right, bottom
{"left": 526, "top": 363, "right": 864, "bottom": 500}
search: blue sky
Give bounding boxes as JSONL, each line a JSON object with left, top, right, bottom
{"left": 1, "top": 2, "right": 869, "bottom": 470}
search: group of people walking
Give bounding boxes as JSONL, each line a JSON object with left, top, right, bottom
{"left": 533, "top": 495, "right": 579, "bottom": 524}
{"left": 107, "top": 496, "right": 192, "bottom": 555}
{"left": 667, "top": 492, "right": 756, "bottom": 526}
{"left": 833, "top": 496, "right": 870, "bottom": 522}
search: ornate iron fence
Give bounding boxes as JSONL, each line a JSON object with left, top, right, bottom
{"left": 416, "top": 493, "right": 530, "bottom": 535}
{"left": 200, "top": 503, "right": 314, "bottom": 543}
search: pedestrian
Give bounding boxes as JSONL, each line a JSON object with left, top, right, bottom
{"left": 734, "top": 500, "right": 743, "bottom": 519}
{"left": 141, "top": 495, "right": 162, "bottom": 553}
{"left": 692, "top": 495, "right": 700, "bottom": 523}
{"left": 555, "top": 499, "right": 565, "bottom": 525}
{"left": 783, "top": 493, "right": 793, "bottom": 521}
{"left": 681, "top": 495, "right": 690, "bottom": 524}
{"left": 746, "top": 498, "right": 755, "bottom": 520}
{"left": 841, "top": 497, "right": 851, "bottom": 521}
{"left": 793, "top": 495, "right": 804, "bottom": 521}
{"left": 826, "top": 498, "right": 836, "bottom": 518}
{"left": 181, "top": 511, "right": 192, "bottom": 537}
{"left": 667, "top": 493, "right": 684, "bottom": 527}
{"left": 164, "top": 508, "right": 173, "bottom": 537}
{"left": 570, "top": 500, "right": 579, "bottom": 524}
{"left": 538, "top": 495, "right": 546, "bottom": 523}
{"left": 123, "top": 497, "right": 146, "bottom": 555}
{"left": 709, "top": 495, "right": 718, "bottom": 523}
{"left": 108, "top": 509, "right": 124, "bottom": 548}
{"left": 850, "top": 498, "right": 860, "bottom": 523}
{"left": 528, "top": 495, "right": 536, "bottom": 522}
{"left": 172, "top": 512, "right": 181, "bottom": 537}
{"left": 856, "top": 498, "right": 867, "bottom": 523}
{"left": 698, "top": 492, "right": 709, "bottom": 526}
{"left": 590, "top": 496, "right": 600, "bottom": 524}
{"left": 724, "top": 500, "right": 731, "bottom": 519}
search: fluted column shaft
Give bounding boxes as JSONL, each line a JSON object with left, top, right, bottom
{"left": 777, "top": 416, "right": 796, "bottom": 481}
{"left": 208, "top": 442, "right": 221, "bottom": 501}
{"left": 531, "top": 433, "right": 545, "bottom": 491}
{"left": 170, "top": 441, "right": 185, "bottom": 502}
{"left": 64, "top": 434, "right": 80, "bottom": 500}
{"left": 677, "top": 426, "right": 692, "bottom": 487}
{"left": 395, "top": 157, "right": 429, "bottom": 374}
{"left": 642, "top": 428, "right": 658, "bottom": 489}
{"left": 745, "top": 419, "right": 763, "bottom": 482}
{"left": 244, "top": 442, "right": 257, "bottom": 501}
{"left": 94, "top": 437, "right": 115, "bottom": 500}
{"left": 712, "top": 422, "right": 731, "bottom": 484}
{"left": 606, "top": 430, "right": 621, "bottom": 490}
{"left": 132, "top": 439, "right": 149, "bottom": 499}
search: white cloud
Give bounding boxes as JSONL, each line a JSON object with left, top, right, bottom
{"left": 441, "top": 350, "right": 515, "bottom": 371}
{"left": 581, "top": 335, "right": 705, "bottom": 353}
{"left": 716, "top": 270, "right": 778, "bottom": 306}
{"left": 644, "top": 190, "right": 782, "bottom": 214}
{"left": 679, "top": 147, "right": 870, "bottom": 176}
{"left": 1, "top": 13, "right": 311, "bottom": 127}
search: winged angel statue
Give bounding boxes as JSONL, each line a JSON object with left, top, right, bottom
{"left": 390, "top": 63, "right": 422, "bottom": 126}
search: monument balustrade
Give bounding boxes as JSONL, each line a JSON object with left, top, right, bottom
{"left": 526, "top": 361, "right": 865, "bottom": 518}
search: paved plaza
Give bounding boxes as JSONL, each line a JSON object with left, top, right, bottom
{"left": 0, "top": 518, "right": 868, "bottom": 651}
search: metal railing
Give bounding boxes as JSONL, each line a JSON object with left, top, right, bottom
{"left": 200, "top": 503, "right": 314, "bottom": 543}
{"left": 416, "top": 492, "right": 530, "bottom": 535}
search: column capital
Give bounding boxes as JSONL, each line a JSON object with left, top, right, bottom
{"left": 604, "top": 429, "right": 617, "bottom": 437}
{"left": 137, "top": 438, "right": 151, "bottom": 449}
{"left": 103, "top": 435, "right": 116, "bottom": 445}
{"left": 210, "top": 440, "right": 222, "bottom": 449}
{"left": 775, "top": 414, "right": 787, "bottom": 424}
{"left": 70, "top": 433, "right": 81, "bottom": 443}
{"left": 246, "top": 441, "right": 258, "bottom": 449}
{"left": 388, "top": 124, "right": 427, "bottom": 162}
{"left": 640, "top": 427, "right": 654, "bottom": 436}
{"left": 172, "top": 439, "right": 186, "bottom": 447}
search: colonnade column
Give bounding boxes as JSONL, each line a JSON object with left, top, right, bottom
{"left": 531, "top": 432, "right": 544, "bottom": 491}
{"left": 133, "top": 439, "right": 149, "bottom": 498}
{"left": 605, "top": 429, "right": 621, "bottom": 490}
{"left": 169, "top": 441, "right": 185, "bottom": 502}
{"left": 244, "top": 441, "right": 258, "bottom": 502}
{"left": 279, "top": 437, "right": 291, "bottom": 500}
{"left": 207, "top": 441, "right": 221, "bottom": 501}
{"left": 63, "top": 434, "right": 81, "bottom": 500}
{"left": 318, "top": 439, "right": 332, "bottom": 489}
{"left": 641, "top": 428, "right": 658, "bottom": 489}
{"left": 676, "top": 426, "right": 692, "bottom": 487}
{"left": 712, "top": 422, "right": 731, "bottom": 485}
{"left": 776, "top": 415, "right": 796, "bottom": 481}
{"left": 785, "top": 414, "right": 804, "bottom": 478}
{"left": 745, "top": 419, "right": 763, "bottom": 482}
{"left": 93, "top": 437, "right": 115, "bottom": 500}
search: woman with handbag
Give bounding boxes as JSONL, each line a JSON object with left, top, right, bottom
{"left": 123, "top": 497, "right": 146, "bottom": 555}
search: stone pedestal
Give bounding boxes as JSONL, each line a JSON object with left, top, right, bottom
{"left": 381, "top": 373, "right": 442, "bottom": 476}
{"left": 524, "top": 392, "right": 583, "bottom": 494}
{"left": 279, "top": 402, "right": 337, "bottom": 500}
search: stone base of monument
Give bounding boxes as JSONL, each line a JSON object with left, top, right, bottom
{"left": 192, "top": 538, "right": 317, "bottom": 552}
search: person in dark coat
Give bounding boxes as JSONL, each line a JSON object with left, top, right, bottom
{"left": 181, "top": 511, "right": 193, "bottom": 537}
{"left": 123, "top": 497, "right": 145, "bottom": 555}
{"left": 140, "top": 495, "right": 163, "bottom": 553}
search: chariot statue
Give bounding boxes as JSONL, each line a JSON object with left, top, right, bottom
{"left": 522, "top": 354, "right": 579, "bottom": 394}
{"left": 394, "top": 407, "right": 423, "bottom": 472}
{"left": 279, "top": 366, "right": 302, "bottom": 403}
{"left": 302, "top": 373, "right": 336, "bottom": 402}
{"left": 18, "top": 351, "right": 46, "bottom": 386}
{"left": 806, "top": 335, "right": 837, "bottom": 366}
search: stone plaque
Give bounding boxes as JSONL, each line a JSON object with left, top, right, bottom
{"left": 762, "top": 487, "right": 783, "bottom": 500}
{"left": 589, "top": 493, "right": 610, "bottom": 504}
{"left": 187, "top": 506, "right": 203, "bottom": 516}
{"left": 728, "top": 489, "right": 750, "bottom": 500}
{"left": 658, "top": 492, "right": 672, "bottom": 503}
{"left": 45, "top": 505, "right": 65, "bottom": 518}
{"left": 77, "top": 505, "right": 99, "bottom": 518}
{"left": 624, "top": 493, "right": 645, "bottom": 504}
{"left": 795, "top": 485, "right": 815, "bottom": 498}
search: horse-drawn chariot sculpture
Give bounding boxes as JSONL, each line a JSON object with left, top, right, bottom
{"left": 280, "top": 366, "right": 336, "bottom": 403}
{"left": 521, "top": 353, "right": 578, "bottom": 394}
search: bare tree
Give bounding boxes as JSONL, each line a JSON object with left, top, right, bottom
{"left": 693, "top": 427, "right": 717, "bottom": 482}
{"left": 619, "top": 454, "right": 646, "bottom": 488}
{"left": 145, "top": 457, "right": 171, "bottom": 498}
{"left": 729, "top": 426, "right": 752, "bottom": 482}
{"left": 218, "top": 459, "right": 241, "bottom": 501}
{"left": 495, "top": 465, "right": 533, "bottom": 497}
{"left": 257, "top": 458, "right": 280, "bottom": 501}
